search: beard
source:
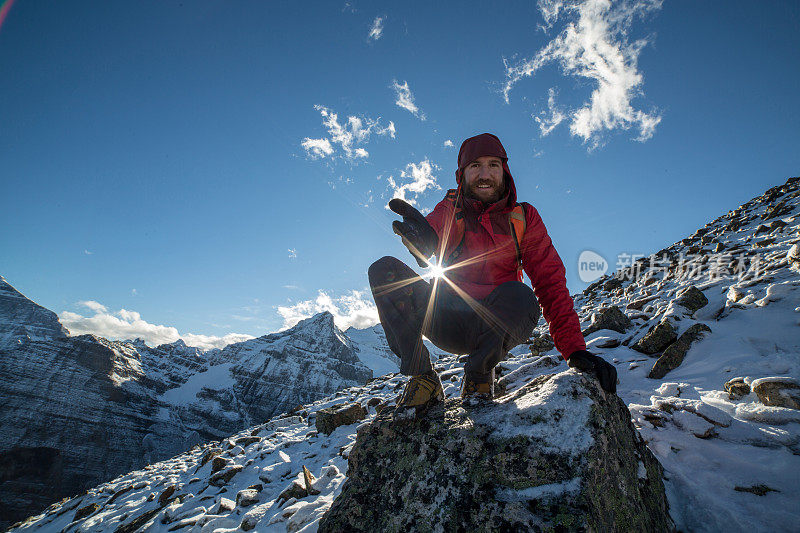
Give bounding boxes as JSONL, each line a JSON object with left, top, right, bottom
{"left": 465, "top": 179, "right": 506, "bottom": 204}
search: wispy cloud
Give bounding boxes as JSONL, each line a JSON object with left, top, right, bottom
{"left": 503, "top": 0, "right": 662, "bottom": 148}
{"left": 277, "top": 289, "right": 378, "bottom": 331}
{"left": 443, "top": 139, "right": 455, "bottom": 148}
{"left": 368, "top": 16, "right": 384, "bottom": 40}
{"left": 60, "top": 301, "right": 253, "bottom": 350}
{"left": 84, "top": 249, "right": 93, "bottom": 255}
{"left": 302, "top": 105, "right": 396, "bottom": 162}
{"left": 535, "top": 87, "right": 567, "bottom": 136}
{"left": 131, "top": 288, "right": 137, "bottom": 296}
{"left": 386, "top": 159, "right": 441, "bottom": 207}
{"left": 288, "top": 248, "right": 297, "bottom": 259}
{"left": 391, "top": 79, "right": 425, "bottom": 120}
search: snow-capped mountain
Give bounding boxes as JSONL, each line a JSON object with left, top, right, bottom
{"left": 6, "top": 176, "right": 800, "bottom": 532}
{"left": 0, "top": 286, "right": 399, "bottom": 529}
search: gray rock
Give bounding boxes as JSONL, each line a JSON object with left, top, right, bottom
{"left": 236, "top": 488, "right": 260, "bottom": 507}
{"left": 216, "top": 497, "right": 235, "bottom": 513}
{"left": 529, "top": 334, "right": 555, "bottom": 355}
{"left": 581, "top": 306, "right": 632, "bottom": 337}
{"left": 675, "top": 286, "right": 708, "bottom": 313}
{"left": 632, "top": 319, "right": 678, "bottom": 355}
{"left": 315, "top": 403, "right": 367, "bottom": 435}
{"left": 724, "top": 377, "right": 751, "bottom": 400}
{"left": 209, "top": 465, "right": 243, "bottom": 486}
{"left": 319, "top": 371, "right": 673, "bottom": 533}
{"left": 648, "top": 324, "right": 712, "bottom": 379}
{"left": 753, "top": 378, "right": 800, "bottom": 410}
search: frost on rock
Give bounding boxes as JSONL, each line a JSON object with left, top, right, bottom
{"left": 318, "top": 370, "right": 672, "bottom": 532}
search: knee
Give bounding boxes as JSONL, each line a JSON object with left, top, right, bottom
{"left": 368, "top": 256, "right": 399, "bottom": 281}
{"left": 494, "top": 281, "right": 540, "bottom": 321}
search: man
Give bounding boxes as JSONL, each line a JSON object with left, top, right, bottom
{"left": 368, "top": 133, "right": 616, "bottom": 412}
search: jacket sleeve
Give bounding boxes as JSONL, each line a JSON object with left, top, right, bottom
{"left": 520, "top": 203, "right": 586, "bottom": 360}
{"left": 425, "top": 198, "right": 453, "bottom": 252}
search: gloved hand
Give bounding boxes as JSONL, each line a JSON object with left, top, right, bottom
{"left": 389, "top": 198, "right": 439, "bottom": 267}
{"left": 568, "top": 350, "right": 617, "bottom": 394}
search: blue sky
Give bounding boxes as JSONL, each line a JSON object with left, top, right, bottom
{"left": 1, "top": 1, "right": 798, "bottom": 348}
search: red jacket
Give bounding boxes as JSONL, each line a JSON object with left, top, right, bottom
{"left": 425, "top": 173, "right": 586, "bottom": 360}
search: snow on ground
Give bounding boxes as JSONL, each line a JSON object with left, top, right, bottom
{"left": 11, "top": 179, "right": 800, "bottom": 532}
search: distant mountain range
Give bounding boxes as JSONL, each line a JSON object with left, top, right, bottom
{"left": 0, "top": 275, "right": 445, "bottom": 528}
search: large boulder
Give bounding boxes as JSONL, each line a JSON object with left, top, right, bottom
{"left": 648, "top": 324, "right": 712, "bottom": 379}
{"left": 632, "top": 319, "right": 678, "bottom": 355}
{"left": 581, "top": 306, "right": 633, "bottom": 337}
{"left": 319, "top": 371, "right": 673, "bottom": 532}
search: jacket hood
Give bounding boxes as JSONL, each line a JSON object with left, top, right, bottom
{"left": 455, "top": 132, "right": 518, "bottom": 211}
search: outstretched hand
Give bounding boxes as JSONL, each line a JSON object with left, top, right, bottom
{"left": 389, "top": 198, "right": 438, "bottom": 267}
{"left": 568, "top": 350, "right": 617, "bottom": 394}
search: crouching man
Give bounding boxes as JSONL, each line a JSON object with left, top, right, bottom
{"left": 368, "top": 133, "right": 616, "bottom": 412}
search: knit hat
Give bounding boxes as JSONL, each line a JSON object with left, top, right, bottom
{"left": 455, "top": 133, "right": 509, "bottom": 183}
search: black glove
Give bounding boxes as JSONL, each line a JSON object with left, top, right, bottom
{"left": 389, "top": 198, "right": 438, "bottom": 267}
{"left": 568, "top": 350, "right": 617, "bottom": 394}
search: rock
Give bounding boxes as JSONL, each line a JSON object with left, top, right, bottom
{"left": 209, "top": 465, "right": 243, "bottom": 486}
{"left": 734, "top": 484, "right": 779, "bottom": 496}
{"left": 302, "top": 465, "right": 320, "bottom": 496}
{"left": 626, "top": 295, "right": 659, "bottom": 311}
{"left": 529, "top": 334, "right": 555, "bottom": 355}
{"left": 73, "top": 502, "right": 99, "bottom": 521}
{"left": 752, "top": 377, "right": 800, "bottom": 409}
{"left": 211, "top": 456, "right": 231, "bottom": 473}
{"left": 318, "top": 371, "right": 672, "bottom": 532}
{"left": 595, "top": 338, "right": 621, "bottom": 349}
{"left": 367, "top": 397, "right": 381, "bottom": 408}
{"left": 235, "top": 436, "right": 261, "bottom": 447}
{"left": 199, "top": 448, "right": 222, "bottom": 467}
{"left": 216, "top": 497, "right": 236, "bottom": 513}
{"left": 158, "top": 484, "right": 177, "bottom": 506}
{"left": 787, "top": 244, "right": 800, "bottom": 269}
{"left": 315, "top": 402, "right": 367, "bottom": 435}
{"left": 675, "top": 286, "right": 708, "bottom": 313}
{"left": 277, "top": 480, "right": 308, "bottom": 504}
{"left": 632, "top": 319, "right": 678, "bottom": 355}
{"left": 603, "top": 278, "right": 623, "bottom": 292}
{"left": 236, "top": 488, "right": 260, "bottom": 507}
{"left": 648, "top": 324, "right": 712, "bottom": 379}
{"left": 581, "top": 306, "right": 632, "bottom": 337}
{"left": 762, "top": 200, "right": 793, "bottom": 220}
{"left": 724, "top": 377, "right": 751, "bottom": 400}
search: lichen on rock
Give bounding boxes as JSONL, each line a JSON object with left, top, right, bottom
{"left": 318, "top": 370, "right": 673, "bottom": 532}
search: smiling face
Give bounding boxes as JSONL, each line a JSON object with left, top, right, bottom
{"left": 462, "top": 156, "right": 505, "bottom": 204}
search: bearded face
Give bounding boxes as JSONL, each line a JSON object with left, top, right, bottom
{"left": 462, "top": 156, "right": 505, "bottom": 204}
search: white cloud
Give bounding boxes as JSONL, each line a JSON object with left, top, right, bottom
{"left": 368, "top": 16, "right": 384, "bottom": 40}
{"left": 60, "top": 302, "right": 253, "bottom": 351}
{"left": 131, "top": 288, "right": 137, "bottom": 296}
{"left": 443, "top": 139, "right": 455, "bottom": 148}
{"left": 391, "top": 80, "right": 426, "bottom": 120}
{"left": 503, "top": 0, "right": 662, "bottom": 148}
{"left": 300, "top": 138, "right": 334, "bottom": 159}
{"left": 288, "top": 248, "right": 297, "bottom": 259}
{"left": 386, "top": 159, "right": 441, "bottom": 206}
{"left": 302, "top": 105, "right": 395, "bottom": 161}
{"left": 535, "top": 87, "right": 567, "bottom": 136}
{"left": 78, "top": 300, "right": 107, "bottom": 313}
{"left": 277, "top": 289, "right": 379, "bottom": 331}
{"left": 84, "top": 249, "right": 93, "bottom": 255}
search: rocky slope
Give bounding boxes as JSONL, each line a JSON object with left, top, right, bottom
{"left": 7, "top": 176, "right": 800, "bottom": 532}
{"left": 0, "top": 279, "right": 404, "bottom": 529}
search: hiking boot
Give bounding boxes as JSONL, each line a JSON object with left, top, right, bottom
{"left": 394, "top": 373, "right": 444, "bottom": 416}
{"left": 460, "top": 379, "right": 493, "bottom": 408}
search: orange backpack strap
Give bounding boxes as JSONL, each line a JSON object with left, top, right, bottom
{"left": 509, "top": 205, "right": 526, "bottom": 277}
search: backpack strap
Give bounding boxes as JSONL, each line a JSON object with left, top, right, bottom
{"left": 442, "top": 189, "right": 466, "bottom": 266}
{"left": 509, "top": 205, "right": 526, "bottom": 279}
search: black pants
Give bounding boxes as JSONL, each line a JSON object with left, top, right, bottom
{"left": 368, "top": 256, "right": 541, "bottom": 383}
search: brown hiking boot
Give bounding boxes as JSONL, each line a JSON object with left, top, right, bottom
{"left": 394, "top": 373, "right": 444, "bottom": 416}
{"left": 460, "top": 379, "right": 493, "bottom": 408}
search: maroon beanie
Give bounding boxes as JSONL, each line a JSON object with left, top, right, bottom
{"left": 456, "top": 133, "right": 509, "bottom": 183}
